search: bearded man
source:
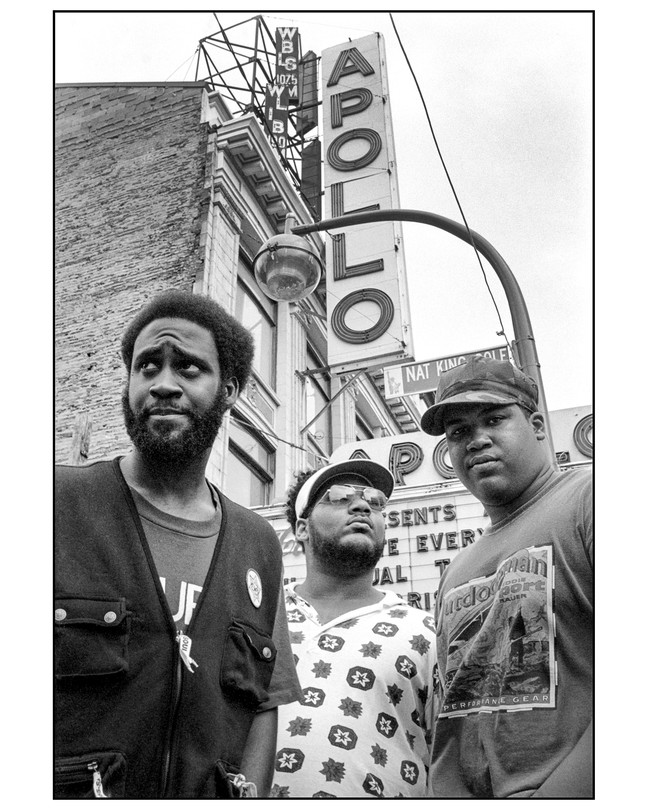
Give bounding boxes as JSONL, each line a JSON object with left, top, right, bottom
{"left": 54, "top": 290, "right": 301, "bottom": 799}
{"left": 271, "top": 460, "right": 437, "bottom": 799}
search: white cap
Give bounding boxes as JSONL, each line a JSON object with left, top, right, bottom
{"left": 295, "top": 459, "right": 395, "bottom": 519}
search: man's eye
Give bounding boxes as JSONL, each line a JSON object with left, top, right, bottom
{"left": 139, "top": 361, "right": 158, "bottom": 373}
{"left": 179, "top": 362, "right": 201, "bottom": 375}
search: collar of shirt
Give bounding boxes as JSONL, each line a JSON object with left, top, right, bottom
{"left": 284, "top": 584, "right": 406, "bottom": 629}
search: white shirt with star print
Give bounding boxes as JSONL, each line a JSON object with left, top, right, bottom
{"left": 271, "top": 586, "right": 436, "bottom": 798}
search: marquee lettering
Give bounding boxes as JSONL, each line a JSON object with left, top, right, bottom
{"left": 407, "top": 592, "right": 434, "bottom": 611}
{"left": 435, "top": 559, "right": 451, "bottom": 575}
{"left": 372, "top": 566, "right": 417, "bottom": 586}
{"left": 389, "top": 442, "right": 423, "bottom": 486}
{"left": 386, "top": 504, "right": 456, "bottom": 527}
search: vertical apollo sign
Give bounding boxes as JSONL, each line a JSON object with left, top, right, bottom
{"left": 322, "top": 34, "right": 414, "bottom": 372}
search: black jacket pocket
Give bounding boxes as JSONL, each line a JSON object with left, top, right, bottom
{"left": 220, "top": 619, "right": 277, "bottom": 707}
{"left": 55, "top": 596, "right": 130, "bottom": 678}
{"left": 54, "top": 751, "right": 127, "bottom": 798}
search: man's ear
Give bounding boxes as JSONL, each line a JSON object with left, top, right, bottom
{"left": 222, "top": 377, "right": 239, "bottom": 408}
{"left": 295, "top": 517, "right": 309, "bottom": 544}
{"left": 530, "top": 411, "right": 546, "bottom": 441}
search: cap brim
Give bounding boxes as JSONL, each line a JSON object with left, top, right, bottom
{"left": 421, "top": 391, "right": 521, "bottom": 435}
{"left": 295, "top": 459, "right": 395, "bottom": 519}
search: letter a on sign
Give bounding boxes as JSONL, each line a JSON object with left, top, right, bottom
{"left": 327, "top": 47, "right": 375, "bottom": 86}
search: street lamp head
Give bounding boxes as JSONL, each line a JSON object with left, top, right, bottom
{"left": 253, "top": 230, "right": 322, "bottom": 303}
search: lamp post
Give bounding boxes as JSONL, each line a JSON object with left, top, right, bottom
{"left": 254, "top": 208, "right": 557, "bottom": 465}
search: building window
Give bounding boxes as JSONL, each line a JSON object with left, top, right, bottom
{"left": 236, "top": 258, "right": 277, "bottom": 388}
{"left": 304, "top": 345, "right": 332, "bottom": 464}
{"left": 225, "top": 415, "right": 275, "bottom": 507}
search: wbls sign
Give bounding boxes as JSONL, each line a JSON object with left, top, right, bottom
{"left": 264, "top": 27, "right": 300, "bottom": 152}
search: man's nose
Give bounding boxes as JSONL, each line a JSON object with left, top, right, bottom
{"left": 349, "top": 495, "right": 371, "bottom": 514}
{"left": 466, "top": 427, "right": 493, "bottom": 451}
{"left": 149, "top": 368, "right": 182, "bottom": 398}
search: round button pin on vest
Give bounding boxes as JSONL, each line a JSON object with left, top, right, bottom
{"left": 246, "top": 569, "right": 263, "bottom": 608}
{"left": 55, "top": 608, "right": 67, "bottom": 621}
{"left": 104, "top": 611, "right": 117, "bottom": 624}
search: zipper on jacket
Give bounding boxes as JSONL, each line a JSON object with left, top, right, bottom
{"left": 88, "top": 762, "right": 108, "bottom": 798}
{"left": 56, "top": 760, "right": 108, "bottom": 798}
{"left": 161, "top": 631, "right": 185, "bottom": 797}
{"left": 161, "top": 631, "right": 199, "bottom": 796}
{"left": 176, "top": 632, "right": 199, "bottom": 673}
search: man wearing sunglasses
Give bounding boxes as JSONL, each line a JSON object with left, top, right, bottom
{"left": 271, "top": 460, "right": 437, "bottom": 798}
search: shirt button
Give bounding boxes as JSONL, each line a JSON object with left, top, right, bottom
{"left": 55, "top": 608, "right": 67, "bottom": 621}
{"left": 104, "top": 611, "right": 117, "bottom": 624}
{"left": 262, "top": 647, "right": 272, "bottom": 659}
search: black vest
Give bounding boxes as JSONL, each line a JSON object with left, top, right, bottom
{"left": 54, "top": 458, "right": 282, "bottom": 798}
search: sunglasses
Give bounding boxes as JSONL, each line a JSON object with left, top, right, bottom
{"left": 317, "top": 484, "right": 387, "bottom": 511}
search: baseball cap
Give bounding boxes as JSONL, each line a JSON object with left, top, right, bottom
{"left": 420, "top": 355, "right": 539, "bottom": 436}
{"left": 295, "top": 459, "right": 395, "bottom": 519}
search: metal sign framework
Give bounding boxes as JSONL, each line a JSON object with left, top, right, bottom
{"left": 195, "top": 14, "right": 320, "bottom": 216}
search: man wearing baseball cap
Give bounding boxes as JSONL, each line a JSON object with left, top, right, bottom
{"left": 271, "top": 460, "right": 437, "bottom": 798}
{"left": 422, "top": 355, "right": 592, "bottom": 798}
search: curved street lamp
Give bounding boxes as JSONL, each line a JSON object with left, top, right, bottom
{"left": 253, "top": 208, "right": 557, "bottom": 465}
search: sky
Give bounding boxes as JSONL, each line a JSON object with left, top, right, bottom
{"left": 54, "top": 8, "right": 593, "bottom": 414}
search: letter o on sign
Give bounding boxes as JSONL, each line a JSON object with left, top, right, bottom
{"left": 331, "top": 289, "right": 394, "bottom": 344}
{"left": 433, "top": 438, "right": 456, "bottom": 480}
{"left": 327, "top": 128, "right": 382, "bottom": 172}
{"left": 573, "top": 414, "right": 593, "bottom": 458}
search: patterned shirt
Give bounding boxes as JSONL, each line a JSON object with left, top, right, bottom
{"left": 272, "top": 585, "right": 436, "bottom": 798}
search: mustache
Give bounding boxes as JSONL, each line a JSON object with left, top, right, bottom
{"left": 144, "top": 405, "right": 191, "bottom": 416}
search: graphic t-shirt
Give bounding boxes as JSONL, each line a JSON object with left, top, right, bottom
{"left": 130, "top": 485, "right": 221, "bottom": 632}
{"left": 430, "top": 468, "right": 592, "bottom": 798}
{"left": 272, "top": 586, "right": 436, "bottom": 799}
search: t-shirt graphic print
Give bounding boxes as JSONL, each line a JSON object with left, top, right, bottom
{"left": 439, "top": 544, "right": 555, "bottom": 718}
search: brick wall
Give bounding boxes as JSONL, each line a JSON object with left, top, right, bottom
{"left": 55, "top": 83, "right": 210, "bottom": 462}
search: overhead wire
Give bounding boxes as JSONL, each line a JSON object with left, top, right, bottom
{"left": 388, "top": 13, "right": 513, "bottom": 355}
{"left": 229, "top": 415, "right": 330, "bottom": 462}
{"left": 164, "top": 47, "right": 200, "bottom": 83}
{"left": 264, "top": 14, "right": 376, "bottom": 37}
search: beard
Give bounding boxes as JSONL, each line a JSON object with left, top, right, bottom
{"left": 308, "top": 521, "right": 385, "bottom": 578}
{"left": 122, "top": 385, "right": 230, "bottom": 466}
